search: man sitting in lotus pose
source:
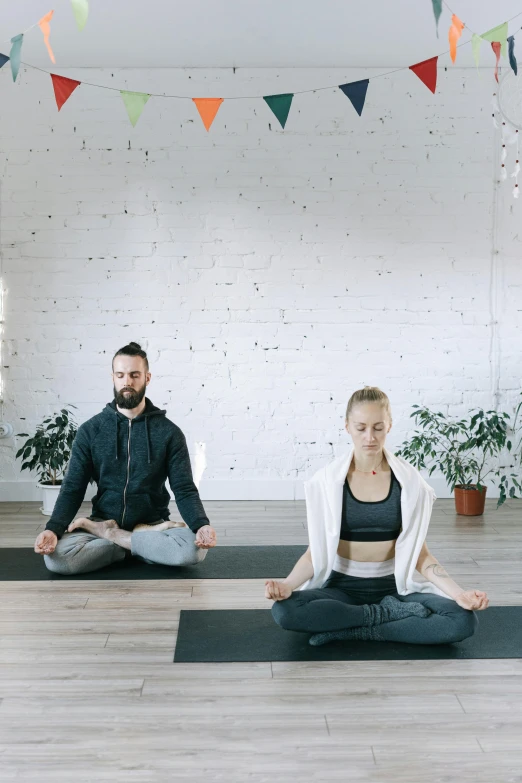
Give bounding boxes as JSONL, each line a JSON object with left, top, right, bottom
{"left": 34, "top": 342, "right": 216, "bottom": 575}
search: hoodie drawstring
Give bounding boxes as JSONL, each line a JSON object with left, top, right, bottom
{"left": 115, "top": 413, "right": 119, "bottom": 461}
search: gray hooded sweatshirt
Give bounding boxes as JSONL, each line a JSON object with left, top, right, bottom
{"left": 45, "top": 398, "right": 210, "bottom": 538}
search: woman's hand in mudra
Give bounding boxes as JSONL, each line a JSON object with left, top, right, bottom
{"left": 265, "top": 580, "right": 292, "bottom": 601}
{"left": 455, "top": 589, "right": 489, "bottom": 611}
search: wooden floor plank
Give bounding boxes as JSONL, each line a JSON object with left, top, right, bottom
{"left": 0, "top": 498, "right": 521, "bottom": 781}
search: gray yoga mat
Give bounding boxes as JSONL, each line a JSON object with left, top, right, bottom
{"left": 174, "top": 607, "right": 522, "bottom": 661}
{"left": 0, "top": 546, "right": 307, "bottom": 581}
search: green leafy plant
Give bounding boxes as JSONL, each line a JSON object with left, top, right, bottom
{"left": 396, "top": 404, "right": 522, "bottom": 508}
{"left": 16, "top": 406, "right": 78, "bottom": 485}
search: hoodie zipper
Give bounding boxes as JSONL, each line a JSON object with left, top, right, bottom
{"left": 121, "top": 420, "right": 132, "bottom": 527}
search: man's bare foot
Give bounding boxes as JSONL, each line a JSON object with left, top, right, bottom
{"left": 133, "top": 520, "right": 187, "bottom": 532}
{"left": 67, "top": 517, "right": 119, "bottom": 539}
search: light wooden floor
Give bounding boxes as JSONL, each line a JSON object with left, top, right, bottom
{"left": 0, "top": 498, "right": 521, "bottom": 782}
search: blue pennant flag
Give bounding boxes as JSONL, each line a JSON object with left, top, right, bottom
{"left": 508, "top": 35, "right": 518, "bottom": 75}
{"left": 339, "top": 79, "right": 369, "bottom": 117}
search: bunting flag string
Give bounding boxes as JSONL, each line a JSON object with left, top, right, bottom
{"left": 0, "top": 1, "right": 89, "bottom": 74}
{"left": 51, "top": 73, "right": 81, "bottom": 110}
{"left": 193, "top": 97, "right": 224, "bottom": 130}
{"left": 38, "top": 10, "right": 56, "bottom": 64}
{"left": 263, "top": 93, "right": 293, "bottom": 128}
{"left": 70, "top": 0, "right": 89, "bottom": 31}
{"left": 0, "top": 5, "right": 521, "bottom": 132}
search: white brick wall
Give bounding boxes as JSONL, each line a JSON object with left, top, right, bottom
{"left": 0, "top": 66, "right": 520, "bottom": 500}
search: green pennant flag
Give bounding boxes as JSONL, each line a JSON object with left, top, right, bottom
{"left": 471, "top": 33, "right": 483, "bottom": 70}
{"left": 481, "top": 22, "right": 508, "bottom": 59}
{"left": 120, "top": 90, "right": 150, "bottom": 127}
{"left": 263, "top": 93, "right": 294, "bottom": 129}
{"left": 70, "top": 0, "right": 89, "bottom": 31}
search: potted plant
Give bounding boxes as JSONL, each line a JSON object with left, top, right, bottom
{"left": 16, "top": 406, "right": 78, "bottom": 516}
{"left": 396, "top": 404, "right": 521, "bottom": 515}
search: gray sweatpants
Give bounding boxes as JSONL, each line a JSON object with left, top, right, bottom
{"left": 44, "top": 526, "right": 207, "bottom": 576}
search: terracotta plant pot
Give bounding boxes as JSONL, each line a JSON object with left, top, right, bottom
{"left": 454, "top": 485, "right": 487, "bottom": 516}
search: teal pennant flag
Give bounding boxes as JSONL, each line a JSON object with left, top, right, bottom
{"left": 9, "top": 34, "right": 23, "bottom": 82}
{"left": 263, "top": 93, "right": 294, "bottom": 129}
{"left": 431, "top": 0, "right": 443, "bottom": 37}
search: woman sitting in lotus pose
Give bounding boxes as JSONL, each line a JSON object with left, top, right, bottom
{"left": 266, "top": 386, "right": 489, "bottom": 646}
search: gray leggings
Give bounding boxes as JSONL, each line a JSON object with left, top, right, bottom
{"left": 44, "top": 526, "right": 207, "bottom": 575}
{"left": 271, "top": 571, "right": 478, "bottom": 645}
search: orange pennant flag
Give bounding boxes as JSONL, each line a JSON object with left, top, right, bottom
{"left": 449, "top": 14, "right": 465, "bottom": 63}
{"left": 38, "top": 10, "right": 55, "bottom": 64}
{"left": 192, "top": 98, "right": 224, "bottom": 131}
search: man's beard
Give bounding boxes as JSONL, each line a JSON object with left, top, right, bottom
{"left": 114, "top": 383, "right": 147, "bottom": 410}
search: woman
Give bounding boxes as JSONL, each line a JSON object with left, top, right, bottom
{"left": 266, "top": 387, "right": 489, "bottom": 645}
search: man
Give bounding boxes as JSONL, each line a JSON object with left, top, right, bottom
{"left": 34, "top": 341, "right": 217, "bottom": 575}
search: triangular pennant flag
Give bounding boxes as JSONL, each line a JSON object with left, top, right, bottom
{"left": 449, "top": 14, "right": 465, "bottom": 63}
{"left": 9, "top": 34, "right": 23, "bottom": 82}
{"left": 38, "top": 10, "right": 55, "bottom": 64}
{"left": 0, "top": 53, "right": 9, "bottom": 69}
{"left": 51, "top": 73, "right": 81, "bottom": 111}
{"left": 263, "top": 93, "right": 294, "bottom": 128}
{"left": 339, "top": 80, "right": 369, "bottom": 117}
{"left": 431, "top": 0, "right": 443, "bottom": 37}
{"left": 121, "top": 91, "right": 151, "bottom": 127}
{"left": 471, "top": 33, "right": 483, "bottom": 70}
{"left": 192, "top": 97, "right": 224, "bottom": 131}
{"left": 481, "top": 22, "right": 508, "bottom": 59}
{"left": 409, "top": 56, "right": 438, "bottom": 94}
{"left": 71, "top": 0, "right": 89, "bottom": 31}
{"left": 491, "top": 41, "right": 502, "bottom": 83}
{"left": 508, "top": 35, "right": 518, "bottom": 76}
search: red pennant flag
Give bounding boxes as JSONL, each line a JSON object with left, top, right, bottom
{"left": 409, "top": 56, "right": 438, "bottom": 94}
{"left": 491, "top": 41, "right": 501, "bottom": 83}
{"left": 51, "top": 73, "right": 81, "bottom": 111}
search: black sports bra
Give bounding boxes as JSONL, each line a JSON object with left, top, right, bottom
{"left": 339, "top": 469, "right": 402, "bottom": 542}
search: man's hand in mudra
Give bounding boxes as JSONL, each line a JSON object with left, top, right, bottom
{"left": 195, "top": 525, "right": 217, "bottom": 549}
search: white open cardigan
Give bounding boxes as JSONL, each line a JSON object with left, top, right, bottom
{"left": 299, "top": 445, "right": 447, "bottom": 597}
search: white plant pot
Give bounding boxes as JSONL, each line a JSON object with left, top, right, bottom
{"left": 38, "top": 482, "right": 62, "bottom": 516}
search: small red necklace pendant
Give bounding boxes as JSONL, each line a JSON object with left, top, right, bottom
{"left": 372, "top": 470, "right": 377, "bottom": 475}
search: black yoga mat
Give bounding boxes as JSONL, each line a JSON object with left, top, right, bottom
{"left": 174, "top": 607, "right": 522, "bottom": 661}
{"left": 0, "top": 546, "right": 307, "bottom": 581}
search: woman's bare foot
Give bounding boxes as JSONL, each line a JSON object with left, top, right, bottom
{"left": 133, "top": 520, "right": 187, "bottom": 532}
{"left": 67, "top": 517, "right": 119, "bottom": 539}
